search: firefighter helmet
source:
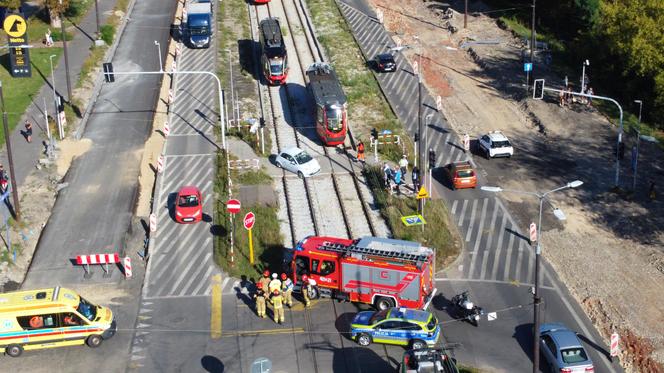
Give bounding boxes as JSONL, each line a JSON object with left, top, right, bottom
{"left": 281, "top": 273, "right": 287, "bottom": 280}
{"left": 263, "top": 270, "right": 270, "bottom": 277}
{"left": 273, "top": 290, "right": 280, "bottom": 295}
{"left": 302, "top": 275, "right": 309, "bottom": 282}
{"left": 256, "top": 282, "right": 263, "bottom": 289}
{"left": 272, "top": 273, "right": 278, "bottom": 279}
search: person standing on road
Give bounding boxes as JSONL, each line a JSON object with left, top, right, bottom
{"left": 271, "top": 290, "right": 285, "bottom": 324}
{"left": 259, "top": 270, "right": 271, "bottom": 296}
{"left": 269, "top": 273, "right": 282, "bottom": 294}
{"left": 24, "top": 121, "right": 33, "bottom": 143}
{"left": 281, "top": 273, "right": 293, "bottom": 307}
{"left": 301, "top": 275, "right": 315, "bottom": 308}
{"left": 399, "top": 155, "right": 409, "bottom": 178}
{"left": 357, "top": 140, "right": 365, "bottom": 165}
{"left": 253, "top": 282, "right": 267, "bottom": 318}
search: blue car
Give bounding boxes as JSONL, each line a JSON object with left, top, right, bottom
{"left": 540, "top": 323, "right": 594, "bottom": 373}
{"left": 350, "top": 307, "right": 440, "bottom": 350}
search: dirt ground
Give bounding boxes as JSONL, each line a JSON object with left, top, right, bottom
{"left": 372, "top": 0, "right": 664, "bottom": 372}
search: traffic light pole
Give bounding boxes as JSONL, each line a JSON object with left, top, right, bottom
{"left": 533, "top": 80, "right": 624, "bottom": 187}
{"left": 0, "top": 82, "right": 21, "bottom": 221}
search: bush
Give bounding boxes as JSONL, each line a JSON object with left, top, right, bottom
{"left": 100, "top": 24, "right": 115, "bottom": 45}
{"left": 51, "top": 30, "right": 73, "bottom": 41}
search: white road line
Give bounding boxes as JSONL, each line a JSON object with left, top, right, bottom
{"left": 451, "top": 200, "right": 458, "bottom": 215}
{"left": 465, "top": 199, "right": 479, "bottom": 242}
{"left": 457, "top": 199, "right": 469, "bottom": 227}
{"left": 491, "top": 214, "right": 508, "bottom": 280}
{"left": 514, "top": 239, "right": 525, "bottom": 283}
{"left": 177, "top": 251, "right": 213, "bottom": 296}
{"left": 467, "top": 198, "right": 488, "bottom": 277}
{"left": 502, "top": 227, "right": 517, "bottom": 281}
{"left": 149, "top": 225, "right": 204, "bottom": 286}
{"left": 164, "top": 153, "right": 214, "bottom": 159}
{"left": 169, "top": 238, "right": 212, "bottom": 295}
{"left": 142, "top": 293, "right": 212, "bottom": 301}
{"left": 434, "top": 277, "right": 555, "bottom": 290}
{"left": 191, "top": 265, "right": 215, "bottom": 295}
{"left": 480, "top": 198, "right": 498, "bottom": 280}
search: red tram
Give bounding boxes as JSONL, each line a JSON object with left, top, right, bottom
{"left": 259, "top": 18, "right": 288, "bottom": 85}
{"left": 306, "top": 63, "right": 348, "bottom": 146}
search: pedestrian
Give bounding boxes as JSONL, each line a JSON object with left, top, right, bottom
{"left": 269, "top": 273, "right": 282, "bottom": 294}
{"left": 559, "top": 89, "right": 566, "bottom": 108}
{"left": 394, "top": 166, "right": 402, "bottom": 195}
{"left": 271, "top": 290, "right": 285, "bottom": 324}
{"left": 24, "top": 121, "right": 33, "bottom": 143}
{"left": 357, "top": 140, "right": 365, "bottom": 164}
{"left": 399, "top": 155, "right": 408, "bottom": 177}
{"left": 301, "top": 275, "right": 315, "bottom": 307}
{"left": 649, "top": 180, "right": 656, "bottom": 200}
{"left": 428, "top": 148, "right": 436, "bottom": 170}
{"left": 566, "top": 86, "right": 573, "bottom": 106}
{"left": 586, "top": 86, "right": 594, "bottom": 107}
{"left": 383, "top": 163, "right": 393, "bottom": 190}
{"left": 281, "top": 273, "right": 293, "bottom": 307}
{"left": 45, "top": 29, "right": 54, "bottom": 47}
{"left": 253, "top": 282, "right": 267, "bottom": 318}
{"left": 259, "top": 270, "right": 271, "bottom": 297}
{"left": 411, "top": 166, "right": 420, "bottom": 192}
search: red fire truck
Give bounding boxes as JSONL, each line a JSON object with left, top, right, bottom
{"left": 291, "top": 236, "right": 437, "bottom": 310}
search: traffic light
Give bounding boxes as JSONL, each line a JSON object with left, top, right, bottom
{"left": 103, "top": 63, "right": 115, "bottom": 83}
{"left": 533, "top": 79, "right": 545, "bottom": 99}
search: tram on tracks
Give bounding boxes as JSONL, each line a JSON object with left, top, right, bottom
{"left": 306, "top": 63, "right": 348, "bottom": 146}
{"left": 259, "top": 18, "right": 288, "bottom": 85}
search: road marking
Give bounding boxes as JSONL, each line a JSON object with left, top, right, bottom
{"left": 451, "top": 199, "right": 458, "bottom": 215}
{"left": 467, "top": 198, "right": 488, "bottom": 276}
{"left": 457, "top": 199, "right": 468, "bottom": 227}
{"left": 164, "top": 153, "right": 215, "bottom": 159}
{"left": 503, "top": 225, "right": 517, "bottom": 280}
{"left": 180, "top": 252, "right": 213, "bottom": 296}
{"left": 465, "top": 199, "right": 479, "bottom": 242}
{"left": 211, "top": 274, "right": 222, "bottom": 339}
{"left": 169, "top": 238, "right": 212, "bottom": 294}
{"left": 515, "top": 240, "right": 525, "bottom": 282}
{"left": 434, "top": 277, "right": 555, "bottom": 290}
{"left": 220, "top": 327, "right": 306, "bottom": 338}
{"left": 480, "top": 198, "right": 500, "bottom": 280}
{"left": 191, "top": 265, "right": 215, "bottom": 295}
{"left": 491, "top": 214, "right": 508, "bottom": 280}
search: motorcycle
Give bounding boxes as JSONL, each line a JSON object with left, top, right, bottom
{"left": 451, "top": 290, "right": 484, "bottom": 327}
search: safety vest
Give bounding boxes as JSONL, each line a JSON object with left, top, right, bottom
{"left": 272, "top": 294, "right": 283, "bottom": 308}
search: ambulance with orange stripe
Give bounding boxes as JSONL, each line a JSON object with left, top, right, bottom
{"left": 0, "top": 286, "right": 116, "bottom": 357}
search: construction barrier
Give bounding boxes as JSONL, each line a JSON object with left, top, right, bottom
{"left": 123, "top": 257, "right": 132, "bottom": 279}
{"left": 76, "top": 253, "right": 120, "bottom": 278}
{"left": 370, "top": 134, "right": 401, "bottom": 161}
{"left": 175, "top": 44, "right": 182, "bottom": 58}
{"left": 171, "top": 59, "right": 177, "bottom": 72}
{"left": 150, "top": 213, "right": 157, "bottom": 232}
{"left": 163, "top": 122, "right": 170, "bottom": 137}
{"left": 168, "top": 89, "right": 174, "bottom": 105}
{"left": 157, "top": 155, "right": 165, "bottom": 173}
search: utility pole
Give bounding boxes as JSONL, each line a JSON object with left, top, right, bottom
{"left": 59, "top": 0, "right": 73, "bottom": 101}
{"left": 529, "top": 0, "right": 536, "bottom": 90}
{"left": 0, "top": 82, "right": 21, "bottom": 221}
{"left": 464, "top": 0, "right": 468, "bottom": 29}
{"left": 94, "top": 0, "right": 100, "bottom": 37}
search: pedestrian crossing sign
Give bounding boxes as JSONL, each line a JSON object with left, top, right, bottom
{"left": 416, "top": 186, "right": 429, "bottom": 199}
{"left": 401, "top": 214, "right": 426, "bottom": 226}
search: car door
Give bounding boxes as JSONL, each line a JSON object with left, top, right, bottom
{"left": 374, "top": 320, "right": 401, "bottom": 344}
{"left": 282, "top": 154, "right": 296, "bottom": 173}
{"left": 401, "top": 321, "right": 423, "bottom": 341}
{"left": 541, "top": 334, "right": 559, "bottom": 369}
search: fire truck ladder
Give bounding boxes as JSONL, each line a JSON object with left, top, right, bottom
{"left": 318, "top": 242, "right": 431, "bottom": 264}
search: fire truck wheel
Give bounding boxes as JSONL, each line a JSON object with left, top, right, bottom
{"left": 356, "top": 333, "right": 372, "bottom": 346}
{"left": 410, "top": 339, "right": 426, "bottom": 350}
{"left": 307, "top": 285, "right": 320, "bottom": 300}
{"left": 374, "top": 296, "right": 395, "bottom": 311}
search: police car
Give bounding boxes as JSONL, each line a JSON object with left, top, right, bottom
{"left": 350, "top": 307, "right": 440, "bottom": 349}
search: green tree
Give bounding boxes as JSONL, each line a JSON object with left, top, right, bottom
{"left": 44, "top": 0, "right": 70, "bottom": 27}
{"left": 0, "top": 0, "right": 20, "bottom": 9}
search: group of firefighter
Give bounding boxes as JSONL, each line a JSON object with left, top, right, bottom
{"left": 253, "top": 270, "right": 316, "bottom": 324}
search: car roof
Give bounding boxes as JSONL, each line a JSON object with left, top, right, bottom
{"left": 376, "top": 53, "right": 394, "bottom": 60}
{"left": 179, "top": 185, "right": 200, "bottom": 195}
{"left": 281, "top": 146, "right": 304, "bottom": 156}
{"left": 541, "top": 323, "right": 583, "bottom": 348}
{"left": 451, "top": 161, "right": 472, "bottom": 169}
{"left": 388, "top": 307, "right": 431, "bottom": 323}
{"left": 486, "top": 131, "right": 509, "bottom": 141}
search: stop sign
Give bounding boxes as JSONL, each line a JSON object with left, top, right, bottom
{"left": 227, "top": 199, "right": 241, "bottom": 214}
{"left": 244, "top": 212, "right": 255, "bottom": 230}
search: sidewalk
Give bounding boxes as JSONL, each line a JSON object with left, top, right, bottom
{"left": 0, "top": 0, "right": 119, "bottom": 189}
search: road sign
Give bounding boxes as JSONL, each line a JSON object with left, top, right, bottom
{"left": 529, "top": 222, "right": 537, "bottom": 242}
{"left": 487, "top": 312, "right": 497, "bottom": 321}
{"left": 227, "top": 199, "right": 241, "bottom": 214}
{"left": 416, "top": 186, "right": 429, "bottom": 199}
{"left": 401, "top": 214, "right": 426, "bottom": 226}
{"left": 463, "top": 134, "right": 470, "bottom": 151}
{"left": 244, "top": 212, "right": 255, "bottom": 230}
{"left": 523, "top": 62, "right": 532, "bottom": 72}
{"left": 610, "top": 333, "right": 620, "bottom": 357}
{"left": 149, "top": 213, "right": 157, "bottom": 232}
{"left": 3, "top": 14, "right": 27, "bottom": 37}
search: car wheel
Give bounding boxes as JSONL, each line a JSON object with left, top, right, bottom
{"left": 357, "top": 333, "right": 372, "bottom": 346}
{"left": 374, "top": 296, "right": 395, "bottom": 311}
{"left": 86, "top": 334, "right": 103, "bottom": 348}
{"left": 276, "top": 161, "right": 283, "bottom": 168}
{"left": 410, "top": 339, "right": 426, "bottom": 350}
{"left": 297, "top": 171, "right": 305, "bottom": 179}
{"left": 6, "top": 344, "right": 23, "bottom": 357}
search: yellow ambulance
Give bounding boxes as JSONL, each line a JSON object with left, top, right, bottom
{"left": 0, "top": 286, "right": 116, "bottom": 357}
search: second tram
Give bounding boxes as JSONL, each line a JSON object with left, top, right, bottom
{"left": 259, "top": 18, "right": 288, "bottom": 85}
{"left": 306, "top": 63, "right": 348, "bottom": 146}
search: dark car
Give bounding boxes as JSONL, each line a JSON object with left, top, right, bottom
{"left": 373, "top": 53, "right": 396, "bottom": 72}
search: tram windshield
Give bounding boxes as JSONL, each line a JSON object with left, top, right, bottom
{"left": 325, "top": 107, "right": 343, "bottom": 132}
{"left": 269, "top": 60, "right": 283, "bottom": 75}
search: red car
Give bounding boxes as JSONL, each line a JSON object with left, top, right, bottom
{"left": 174, "top": 186, "right": 202, "bottom": 223}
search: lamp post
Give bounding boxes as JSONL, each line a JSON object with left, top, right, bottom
{"left": 94, "top": 0, "right": 100, "bottom": 37}
{"left": 59, "top": 0, "right": 73, "bottom": 101}
{"left": 49, "top": 54, "right": 61, "bottom": 136}
{"left": 580, "top": 59, "right": 590, "bottom": 93}
{"left": 154, "top": 41, "right": 163, "bottom": 72}
{"left": 224, "top": 49, "right": 235, "bottom": 128}
{"left": 634, "top": 99, "right": 643, "bottom": 124}
{"left": 482, "top": 180, "right": 584, "bottom": 373}
{"left": 633, "top": 100, "right": 643, "bottom": 191}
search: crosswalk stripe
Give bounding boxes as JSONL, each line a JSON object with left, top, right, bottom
{"left": 178, "top": 251, "right": 213, "bottom": 296}
{"left": 168, "top": 237, "right": 212, "bottom": 295}
{"left": 465, "top": 199, "right": 479, "bottom": 242}
{"left": 468, "top": 198, "right": 489, "bottom": 278}
{"left": 491, "top": 214, "right": 508, "bottom": 280}
{"left": 191, "top": 265, "right": 215, "bottom": 295}
{"left": 503, "top": 226, "right": 517, "bottom": 280}
{"left": 451, "top": 199, "right": 458, "bottom": 215}
{"left": 514, "top": 240, "right": 525, "bottom": 283}
{"left": 481, "top": 200, "right": 500, "bottom": 280}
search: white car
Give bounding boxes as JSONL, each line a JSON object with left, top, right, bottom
{"left": 275, "top": 147, "right": 321, "bottom": 178}
{"left": 478, "top": 131, "right": 514, "bottom": 159}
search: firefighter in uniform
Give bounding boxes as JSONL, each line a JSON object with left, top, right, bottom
{"left": 281, "top": 273, "right": 293, "bottom": 307}
{"left": 259, "top": 270, "right": 271, "bottom": 296}
{"left": 271, "top": 289, "right": 285, "bottom": 324}
{"left": 253, "top": 282, "right": 267, "bottom": 318}
{"left": 301, "top": 275, "right": 316, "bottom": 307}
{"left": 269, "top": 273, "right": 282, "bottom": 294}
{"left": 357, "top": 140, "right": 365, "bottom": 164}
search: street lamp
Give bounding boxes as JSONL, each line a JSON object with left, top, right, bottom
{"left": 634, "top": 99, "right": 643, "bottom": 124}
{"left": 482, "top": 180, "right": 583, "bottom": 373}
{"left": 59, "top": 0, "right": 72, "bottom": 101}
{"left": 154, "top": 41, "right": 163, "bottom": 72}
{"left": 224, "top": 49, "right": 235, "bottom": 128}
{"left": 580, "top": 59, "right": 590, "bottom": 93}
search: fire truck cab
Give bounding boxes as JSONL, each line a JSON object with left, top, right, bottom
{"left": 292, "top": 236, "right": 437, "bottom": 310}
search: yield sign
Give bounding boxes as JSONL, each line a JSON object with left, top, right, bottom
{"left": 244, "top": 212, "right": 255, "bottom": 230}
{"left": 227, "top": 199, "right": 241, "bottom": 214}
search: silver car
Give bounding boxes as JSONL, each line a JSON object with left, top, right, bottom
{"left": 275, "top": 147, "right": 321, "bottom": 178}
{"left": 540, "top": 323, "right": 594, "bottom": 373}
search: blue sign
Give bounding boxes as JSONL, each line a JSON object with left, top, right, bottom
{"left": 401, "top": 214, "right": 426, "bottom": 227}
{"left": 524, "top": 63, "right": 533, "bottom": 72}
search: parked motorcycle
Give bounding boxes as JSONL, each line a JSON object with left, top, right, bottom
{"left": 451, "top": 291, "right": 484, "bottom": 327}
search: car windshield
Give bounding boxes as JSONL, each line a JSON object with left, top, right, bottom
{"left": 491, "top": 140, "right": 511, "bottom": 148}
{"left": 179, "top": 194, "right": 199, "bottom": 207}
{"left": 561, "top": 347, "right": 589, "bottom": 364}
{"left": 326, "top": 107, "right": 343, "bottom": 132}
{"left": 369, "top": 309, "right": 389, "bottom": 325}
{"left": 456, "top": 169, "right": 474, "bottom": 178}
{"left": 426, "top": 314, "right": 438, "bottom": 330}
{"left": 190, "top": 26, "right": 209, "bottom": 36}
{"left": 294, "top": 151, "right": 313, "bottom": 164}
{"left": 77, "top": 297, "right": 97, "bottom": 321}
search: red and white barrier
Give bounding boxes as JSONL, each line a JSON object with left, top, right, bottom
{"left": 163, "top": 122, "right": 170, "bottom": 137}
{"left": 157, "top": 155, "right": 165, "bottom": 173}
{"left": 168, "top": 89, "right": 174, "bottom": 105}
{"left": 175, "top": 44, "right": 182, "bottom": 58}
{"left": 171, "top": 60, "right": 177, "bottom": 73}
{"left": 610, "top": 333, "right": 620, "bottom": 357}
{"left": 150, "top": 213, "right": 157, "bottom": 232}
{"left": 76, "top": 253, "right": 120, "bottom": 277}
{"left": 123, "top": 257, "right": 132, "bottom": 279}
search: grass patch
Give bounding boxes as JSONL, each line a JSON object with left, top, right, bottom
{"left": 76, "top": 44, "right": 107, "bottom": 88}
{"left": 228, "top": 124, "right": 271, "bottom": 156}
{"left": 235, "top": 168, "right": 272, "bottom": 185}
{"left": 214, "top": 152, "right": 284, "bottom": 278}
{"left": 100, "top": 24, "right": 115, "bottom": 45}
{"left": 458, "top": 365, "right": 484, "bottom": 373}
{"left": 0, "top": 47, "right": 63, "bottom": 144}
{"left": 363, "top": 165, "right": 460, "bottom": 267}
